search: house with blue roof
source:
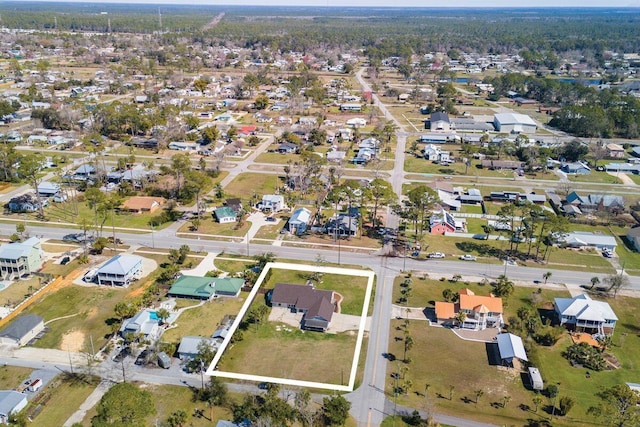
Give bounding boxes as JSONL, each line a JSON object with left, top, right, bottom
{"left": 0, "top": 237, "right": 42, "bottom": 280}
{"left": 97, "top": 254, "right": 143, "bottom": 287}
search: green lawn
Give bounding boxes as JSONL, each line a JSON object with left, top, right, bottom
{"left": 224, "top": 173, "right": 282, "bottom": 199}
{"left": 162, "top": 296, "right": 246, "bottom": 345}
{"left": 0, "top": 277, "right": 43, "bottom": 308}
{"left": 214, "top": 257, "right": 254, "bottom": 274}
{"left": 252, "top": 223, "right": 283, "bottom": 240}
{"left": 29, "top": 374, "right": 99, "bottom": 427}
{"left": 179, "top": 218, "right": 251, "bottom": 237}
{"left": 389, "top": 277, "right": 640, "bottom": 427}
{"left": 37, "top": 199, "right": 173, "bottom": 230}
{"left": 392, "top": 275, "right": 571, "bottom": 318}
{"left": 388, "top": 323, "right": 542, "bottom": 427}
{"left": 264, "top": 269, "right": 368, "bottom": 315}
{"left": 143, "top": 384, "right": 235, "bottom": 427}
{"left": 0, "top": 366, "right": 32, "bottom": 389}
{"left": 568, "top": 171, "right": 621, "bottom": 184}
{"left": 23, "top": 253, "right": 174, "bottom": 351}
{"left": 219, "top": 308, "right": 358, "bottom": 384}
{"left": 535, "top": 295, "right": 640, "bottom": 426}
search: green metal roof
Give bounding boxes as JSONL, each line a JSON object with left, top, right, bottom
{"left": 214, "top": 206, "right": 236, "bottom": 219}
{"left": 212, "top": 277, "right": 244, "bottom": 294}
{"left": 168, "top": 275, "right": 244, "bottom": 298}
{"left": 168, "top": 275, "right": 216, "bottom": 298}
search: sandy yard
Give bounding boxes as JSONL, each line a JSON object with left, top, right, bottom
{"left": 61, "top": 330, "right": 86, "bottom": 352}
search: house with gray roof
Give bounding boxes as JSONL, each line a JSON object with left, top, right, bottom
{"left": 0, "top": 391, "right": 28, "bottom": 424}
{"left": 97, "top": 254, "right": 143, "bottom": 287}
{"left": 626, "top": 227, "right": 640, "bottom": 252}
{"left": 326, "top": 214, "right": 358, "bottom": 237}
{"left": 269, "top": 283, "right": 336, "bottom": 332}
{"left": 0, "top": 237, "right": 43, "bottom": 280}
{"left": 178, "top": 336, "right": 216, "bottom": 360}
{"left": 0, "top": 314, "right": 44, "bottom": 346}
{"left": 558, "top": 232, "right": 617, "bottom": 251}
{"left": 554, "top": 294, "right": 617, "bottom": 336}
{"left": 497, "top": 333, "right": 528, "bottom": 365}
{"left": 429, "top": 112, "right": 451, "bottom": 132}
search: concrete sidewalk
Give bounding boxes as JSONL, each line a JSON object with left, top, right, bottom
{"left": 63, "top": 380, "right": 112, "bottom": 426}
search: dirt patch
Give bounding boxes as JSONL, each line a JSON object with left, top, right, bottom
{"left": 86, "top": 307, "right": 98, "bottom": 319}
{"left": 61, "top": 330, "right": 85, "bottom": 352}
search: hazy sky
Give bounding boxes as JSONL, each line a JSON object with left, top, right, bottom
{"left": 16, "top": 0, "right": 640, "bottom": 7}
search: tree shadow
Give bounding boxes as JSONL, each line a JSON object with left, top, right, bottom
{"left": 456, "top": 241, "right": 506, "bottom": 258}
{"left": 519, "top": 403, "right": 531, "bottom": 412}
{"left": 460, "top": 396, "right": 473, "bottom": 404}
{"left": 383, "top": 352, "right": 397, "bottom": 361}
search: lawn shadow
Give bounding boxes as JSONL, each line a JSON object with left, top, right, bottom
{"left": 460, "top": 396, "right": 473, "bottom": 404}
{"left": 455, "top": 241, "right": 506, "bottom": 258}
{"left": 485, "top": 342, "right": 501, "bottom": 366}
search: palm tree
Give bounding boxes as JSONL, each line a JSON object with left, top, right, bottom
{"left": 403, "top": 334, "right": 414, "bottom": 362}
{"left": 532, "top": 395, "right": 543, "bottom": 413}
{"left": 543, "top": 271, "right": 552, "bottom": 284}
{"left": 590, "top": 276, "right": 600, "bottom": 290}
{"left": 474, "top": 389, "right": 484, "bottom": 406}
{"left": 502, "top": 395, "right": 511, "bottom": 408}
{"left": 455, "top": 311, "right": 467, "bottom": 328}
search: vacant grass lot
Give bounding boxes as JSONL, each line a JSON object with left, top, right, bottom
{"left": 224, "top": 173, "right": 281, "bottom": 199}
{"left": 41, "top": 201, "right": 173, "bottom": 230}
{"left": 0, "top": 277, "right": 43, "bottom": 307}
{"left": 214, "top": 257, "right": 253, "bottom": 274}
{"left": 162, "top": 296, "right": 246, "bottom": 344}
{"left": 178, "top": 217, "right": 251, "bottom": 237}
{"left": 568, "top": 171, "right": 621, "bottom": 184}
{"left": 143, "top": 384, "right": 235, "bottom": 427}
{"left": 220, "top": 313, "right": 358, "bottom": 384}
{"left": 264, "top": 269, "right": 368, "bottom": 315}
{"left": 30, "top": 374, "right": 99, "bottom": 427}
{"left": 252, "top": 223, "right": 283, "bottom": 240}
{"left": 0, "top": 366, "right": 32, "bottom": 389}
{"left": 388, "top": 323, "right": 538, "bottom": 426}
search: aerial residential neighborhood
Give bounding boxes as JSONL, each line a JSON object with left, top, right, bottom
{"left": 0, "top": 3, "right": 638, "bottom": 427}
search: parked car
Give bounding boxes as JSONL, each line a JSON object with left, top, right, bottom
{"left": 459, "top": 254, "right": 477, "bottom": 261}
{"left": 602, "top": 249, "right": 613, "bottom": 258}
{"left": 60, "top": 256, "right": 70, "bottom": 265}
{"left": 265, "top": 217, "right": 276, "bottom": 222}
{"left": 429, "top": 252, "right": 445, "bottom": 259}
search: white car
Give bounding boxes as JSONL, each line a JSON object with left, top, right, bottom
{"left": 459, "top": 254, "right": 477, "bottom": 261}
{"left": 429, "top": 252, "right": 445, "bottom": 259}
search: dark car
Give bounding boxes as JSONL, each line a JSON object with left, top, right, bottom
{"left": 265, "top": 217, "right": 276, "bottom": 222}
{"left": 113, "top": 347, "right": 131, "bottom": 363}
{"left": 60, "top": 256, "right": 71, "bottom": 265}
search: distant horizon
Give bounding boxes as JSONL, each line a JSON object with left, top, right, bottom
{"left": 9, "top": 0, "right": 640, "bottom": 8}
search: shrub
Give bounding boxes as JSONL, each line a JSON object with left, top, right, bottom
{"left": 562, "top": 342, "right": 606, "bottom": 371}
